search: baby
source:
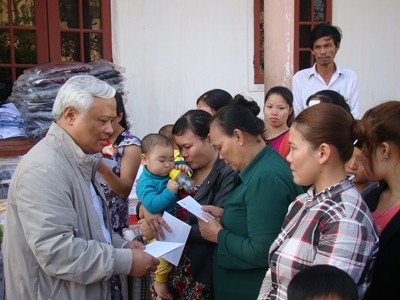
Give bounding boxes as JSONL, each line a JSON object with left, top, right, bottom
{"left": 136, "top": 133, "right": 179, "bottom": 300}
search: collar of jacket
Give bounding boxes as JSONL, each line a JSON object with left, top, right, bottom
{"left": 46, "top": 122, "right": 101, "bottom": 183}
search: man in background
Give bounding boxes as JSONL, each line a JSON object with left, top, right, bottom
{"left": 292, "top": 23, "right": 359, "bottom": 117}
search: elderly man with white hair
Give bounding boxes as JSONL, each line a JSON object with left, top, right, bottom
{"left": 3, "top": 75, "right": 159, "bottom": 299}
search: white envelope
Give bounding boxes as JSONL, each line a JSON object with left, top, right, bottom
{"left": 143, "top": 241, "right": 184, "bottom": 259}
{"left": 177, "top": 196, "right": 215, "bottom": 222}
{"left": 159, "top": 211, "right": 191, "bottom": 266}
{"left": 143, "top": 211, "right": 191, "bottom": 266}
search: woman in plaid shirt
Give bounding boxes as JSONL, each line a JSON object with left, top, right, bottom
{"left": 258, "top": 103, "right": 379, "bottom": 300}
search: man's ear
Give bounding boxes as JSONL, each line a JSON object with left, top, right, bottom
{"left": 62, "top": 107, "right": 78, "bottom": 125}
{"left": 335, "top": 42, "right": 341, "bottom": 53}
{"left": 318, "top": 143, "right": 331, "bottom": 164}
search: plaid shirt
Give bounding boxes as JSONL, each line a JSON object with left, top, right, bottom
{"left": 258, "top": 178, "right": 379, "bottom": 300}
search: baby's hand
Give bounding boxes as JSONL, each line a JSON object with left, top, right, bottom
{"left": 167, "top": 179, "right": 179, "bottom": 194}
{"left": 175, "top": 164, "right": 191, "bottom": 177}
{"left": 102, "top": 144, "right": 118, "bottom": 157}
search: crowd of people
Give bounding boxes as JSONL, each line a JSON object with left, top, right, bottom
{"left": 2, "top": 22, "right": 400, "bottom": 300}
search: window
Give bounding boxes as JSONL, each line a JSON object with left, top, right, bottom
{"left": 294, "top": 0, "right": 332, "bottom": 71}
{"left": 47, "top": 0, "right": 112, "bottom": 62}
{"left": 253, "top": 0, "right": 264, "bottom": 84}
{"left": 0, "top": 0, "right": 112, "bottom": 103}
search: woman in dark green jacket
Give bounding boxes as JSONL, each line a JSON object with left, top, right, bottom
{"left": 199, "top": 95, "right": 303, "bottom": 300}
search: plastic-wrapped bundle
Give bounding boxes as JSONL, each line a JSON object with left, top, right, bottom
{"left": 22, "top": 61, "right": 93, "bottom": 80}
{"left": 89, "top": 60, "right": 126, "bottom": 93}
{"left": 25, "top": 117, "right": 53, "bottom": 141}
{"left": 89, "top": 59, "right": 125, "bottom": 76}
{"left": 8, "top": 60, "right": 126, "bottom": 140}
{"left": 0, "top": 103, "right": 25, "bottom": 139}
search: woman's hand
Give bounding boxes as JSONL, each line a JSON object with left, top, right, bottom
{"left": 139, "top": 205, "right": 171, "bottom": 240}
{"left": 175, "top": 164, "right": 192, "bottom": 176}
{"left": 102, "top": 144, "right": 118, "bottom": 157}
{"left": 197, "top": 214, "right": 223, "bottom": 243}
{"left": 97, "top": 144, "right": 141, "bottom": 199}
{"left": 138, "top": 219, "right": 156, "bottom": 241}
{"left": 202, "top": 205, "right": 224, "bottom": 222}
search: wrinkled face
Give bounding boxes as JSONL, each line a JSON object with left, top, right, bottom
{"left": 345, "top": 147, "right": 369, "bottom": 184}
{"left": 264, "top": 94, "right": 292, "bottom": 129}
{"left": 143, "top": 145, "right": 175, "bottom": 177}
{"left": 196, "top": 99, "right": 215, "bottom": 115}
{"left": 174, "top": 129, "right": 215, "bottom": 170}
{"left": 287, "top": 126, "right": 321, "bottom": 186}
{"left": 312, "top": 36, "right": 339, "bottom": 67}
{"left": 69, "top": 96, "right": 116, "bottom": 154}
{"left": 209, "top": 122, "right": 244, "bottom": 172}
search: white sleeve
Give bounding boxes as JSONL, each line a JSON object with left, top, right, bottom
{"left": 292, "top": 73, "right": 303, "bottom": 117}
{"left": 348, "top": 73, "right": 359, "bottom": 118}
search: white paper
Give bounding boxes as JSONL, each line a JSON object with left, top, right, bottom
{"left": 177, "top": 196, "right": 215, "bottom": 223}
{"left": 144, "top": 241, "right": 184, "bottom": 258}
{"left": 160, "top": 211, "right": 191, "bottom": 266}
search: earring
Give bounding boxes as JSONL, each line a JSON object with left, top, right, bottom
{"left": 383, "top": 154, "right": 389, "bottom": 161}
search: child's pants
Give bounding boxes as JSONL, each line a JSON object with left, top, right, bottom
{"left": 155, "top": 257, "right": 173, "bottom": 282}
{"left": 149, "top": 238, "right": 173, "bottom": 282}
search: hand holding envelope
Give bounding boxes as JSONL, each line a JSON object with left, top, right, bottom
{"left": 177, "top": 196, "right": 224, "bottom": 244}
{"left": 143, "top": 212, "right": 191, "bottom": 266}
{"left": 201, "top": 205, "right": 224, "bottom": 223}
{"left": 177, "top": 196, "right": 215, "bottom": 222}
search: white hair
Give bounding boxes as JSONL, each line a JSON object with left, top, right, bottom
{"left": 52, "top": 75, "right": 116, "bottom": 119}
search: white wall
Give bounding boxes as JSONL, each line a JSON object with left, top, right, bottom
{"left": 111, "top": 0, "right": 264, "bottom": 138}
{"left": 333, "top": 0, "right": 400, "bottom": 117}
{"left": 112, "top": 0, "right": 400, "bottom": 135}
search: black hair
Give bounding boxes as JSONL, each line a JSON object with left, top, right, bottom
{"left": 158, "top": 124, "right": 175, "bottom": 145}
{"left": 141, "top": 133, "right": 172, "bottom": 155}
{"left": 287, "top": 265, "right": 358, "bottom": 300}
{"left": 172, "top": 110, "right": 212, "bottom": 140}
{"left": 212, "top": 94, "right": 265, "bottom": 137}
{"left": 306, "top": 89, "right": 352, "bottom": 117}
{"left": 265, "top": 86, "right": 294, "bottom": 127}
{"left": 196, "top": 89, "right": 233, "bottom": 113}
{"left": 115, "top": 92, "right": 129, "bottom": 129}
{"left": 310, "top": 23, "right": 342, "bottom": 48}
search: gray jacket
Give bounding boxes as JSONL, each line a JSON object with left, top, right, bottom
{"left": 3, "top": 123, "right": 132, "bottom": 299}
